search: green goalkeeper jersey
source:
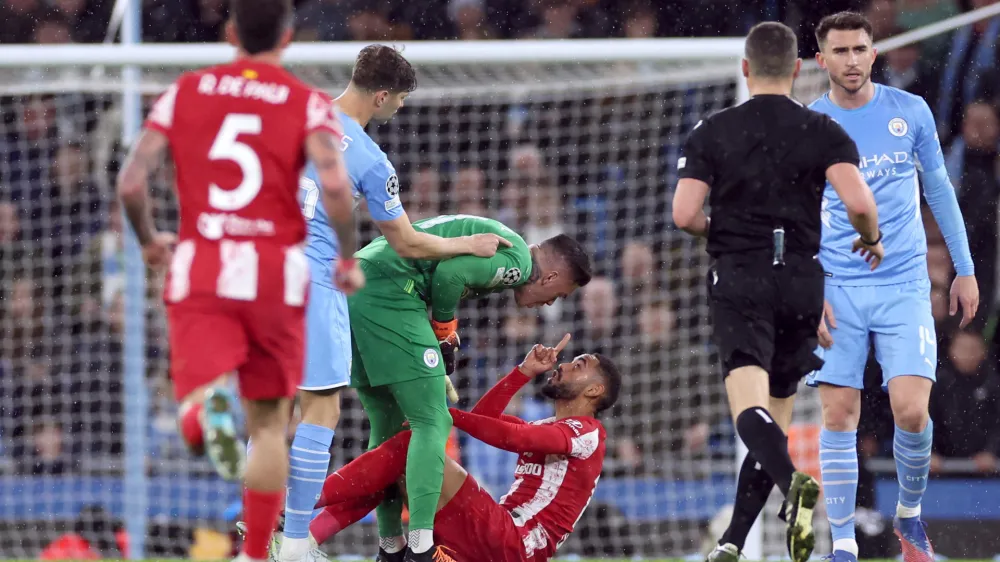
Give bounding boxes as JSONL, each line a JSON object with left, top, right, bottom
{"left": 355, "top": 214, "right": 533, "bottom": 322}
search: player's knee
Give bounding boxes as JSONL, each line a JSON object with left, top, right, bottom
{"left": 299, "top": 389, "right": 343, "bottom": 429}
{"left": 821, "top": 402, "right": 859, "bottom": 432}
{"left": 892, "top": 401, "right": 929, "bottom": 433}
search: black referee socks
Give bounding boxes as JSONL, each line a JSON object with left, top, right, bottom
{"left": 723, "top": 452, "right": 775, "bottom": 550}
{"left": 735, "top": 407, "right": 795, "bottom": 496}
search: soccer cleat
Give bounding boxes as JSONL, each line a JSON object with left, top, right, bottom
{"left": 403, "top": 545, "right": 457, "bottom": 562}
{"left": 784, "top": 471, "right": 820, "bottom": 562}
{"left": 706, "top": 542, "right": 740, "bottom": 562}
{"left": 894, "top": 516, "right": 934, "bottom": 562}
{"left": 822, "top": 551, "right": 859, "bottom": 562}
{"left": 376, "top": 547, "right": 406, "bottom": 562}
{"left": 202, "top": 387, "right": 246, "bottom": 481}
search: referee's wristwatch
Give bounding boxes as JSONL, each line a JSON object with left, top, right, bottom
{"left": 860, "top": 230, "right": 883, "bottom": 246}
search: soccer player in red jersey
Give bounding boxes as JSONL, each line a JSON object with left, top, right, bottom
{"left": 115, "top": 1, "right": 363, "bottom": 561}
{"left": 290, "top": 334, "right": 621, "bottom": 562}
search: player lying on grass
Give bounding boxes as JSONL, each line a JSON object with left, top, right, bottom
{"left": 346, "top": 214, "right": 592, "bottom": 561}
{"left": 275, "top": 334, "right": 621, "bottom": 562}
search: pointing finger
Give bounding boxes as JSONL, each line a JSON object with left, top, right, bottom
{"left": 554, "top": 333, "right": 572, "bottom": 353}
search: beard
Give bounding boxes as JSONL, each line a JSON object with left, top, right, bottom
{"left": 541, "top": 378, "right": 577, "bottom": 401}
{"left": 833, "top": 71, "right": 870, "bottom": 94}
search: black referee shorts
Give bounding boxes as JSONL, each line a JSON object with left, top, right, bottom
{"left": 707, "top": 251, "right": 825, "bottom": 398}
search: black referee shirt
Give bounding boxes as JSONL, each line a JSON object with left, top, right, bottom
{"left": 678, "top": 94, "right": 860, "bottom": 258}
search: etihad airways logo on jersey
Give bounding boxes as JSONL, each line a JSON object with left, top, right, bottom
{"left": 858, "top": 152, "right": 910, "bottom": 179}
{"left": 198, "top": 212, "right": 275, "bottom": 240}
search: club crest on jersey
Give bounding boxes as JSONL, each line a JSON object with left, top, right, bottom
{"left": 386, "top": 174, "right": 400, "bottom": 197}
{"left": 423, "top": 348, "right": 440, "bottom": 369}
{"left": 888, "top": 117, "right": 908, "bottom": 137}
{"left": 502, "top": 268, "right": 522, "bottom": 285}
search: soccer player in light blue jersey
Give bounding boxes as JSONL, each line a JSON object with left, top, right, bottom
{"left": 807, "top": 13, "right": 979, "bottom": 562}
{"left": 275, "top": 45, "right": 510, "bottom": 562}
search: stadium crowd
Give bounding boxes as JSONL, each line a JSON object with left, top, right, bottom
{"left": 0, "top": 0, "right": 998, "bottom": 557}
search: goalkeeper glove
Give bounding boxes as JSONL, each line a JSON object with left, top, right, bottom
{"left": 433, "top": 319, "right": 461, "bottom": 403}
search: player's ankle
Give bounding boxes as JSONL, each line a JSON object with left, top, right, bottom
{"left": 278, "top": 537, "right": 310, "bottom": 561}
{"left": 380, "top": 535, "right": 406, "bottom": 554}
{"left": 407, "top": 529, "right": 434, "bottom": 553}
{"left": 178, "top": 401, "right": 205, "bottom": 454}
{"left": 896, "top": 503, "right": 921, "bottom": 519}
{"left": 832, "top": 538, "right": 859, "bottom": 556}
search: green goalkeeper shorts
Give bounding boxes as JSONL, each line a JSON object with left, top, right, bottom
{"left": 348, "top": 262, "right": 446, "bottom": 388}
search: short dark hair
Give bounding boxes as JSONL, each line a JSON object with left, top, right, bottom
{"left": 594, "top": 354, "right": 622, "bottom": 414}
{"left": 815, "top": 12, "right": 874, "bottom": 47}
{"left": 542, "top": 234, "right": 592, "bottom": 287}
{"left": 351, "top": 44, "right": 418, "bottom": 94}
{"left": 231, "top": 0, "right": 293, "bottom": 55}
{"left": 744, "top": 21, "right": 798, "bottom": 78}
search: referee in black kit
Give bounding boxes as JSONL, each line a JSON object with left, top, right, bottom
{"left": 671, "top": 22, "right": 884, "bottom": 562}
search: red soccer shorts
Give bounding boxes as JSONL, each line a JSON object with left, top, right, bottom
{"left": 434, "top": 474, "right": 527, "bottom": 562}
{"left": 167, "top": 295, "right": 305, "bottom": 402}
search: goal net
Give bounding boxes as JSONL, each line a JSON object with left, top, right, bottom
{"left": 0, "top": 41, "right": 831, "bottom": 559}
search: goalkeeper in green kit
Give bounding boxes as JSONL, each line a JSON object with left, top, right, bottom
{"left": 349, "top": 214, "right": 592, "bottom": 562}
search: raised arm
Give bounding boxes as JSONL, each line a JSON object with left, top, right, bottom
{"left": 470, "top": 367, "right": 533, "bottom": 418}
{"left": 450, "top": 409, "right": 573, "bottom": 456}
{"left": 472, "top": 334, "right": 573, "bottom": 417}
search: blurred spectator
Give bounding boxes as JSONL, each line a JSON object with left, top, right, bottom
{"left": 347, "top": 7, "right": 395, "bottom": 41}
{"left": 0, "top": 0, "right": 42, "bottom": 44}
{"left": 620, "top": 241, "right": 655, "bottom": 295}
{"left": 451, "top": 166, "right": 488, "bottom": 216}
{"left": 927, "top": 243, "right": 953, "bottom": 289}
{"left": 578, "top": 276, "right": 619, "bottom": 347}
{"left": 864, "top": 0, "right": 896, "bottom": 42}
{"left": 935, "top": 0, "right": 1000, "bottom": 145}
{"left": 896, "top": 0, "right": 960, "bottom": 64}
{"left": 622, "top": 0, "right": 658, "bottom": 38}
{"left": 407, "top": 166, "right": 442, "bottom": 222}
{"left": 949, "top": 101, "right": 1000, "bottom": 325}
{"left": 0, "top": 202, "right": 25, "bottom": 275}
{"left": 18, "top": 420, "right": 71, "bottom": 475}
{"left": 523, "top": 0, "right": 583, "bottom": 39}
{"left": 34, "top": 12, "right": 73, "bottom": 44}
{"left": 450, "top": 0, "right": 499, "bottom": 39}
{"left": 871, "top": 31, "right": 935, "bottom": 100}
{"left": 295, "top": 0, "right": 352, "bottom": 41}
{"left": 4, "top": 95, "right": 59, "bottom": 195}
{"left": 930, "top": 330, "right": 1000, "bottom": 474}
{"left": 51, "top": 0, "right": 107, "bottom": 43}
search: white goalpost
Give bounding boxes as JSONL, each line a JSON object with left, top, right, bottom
{"left": 0, "top": 3, "right": 995, "bottom": 557}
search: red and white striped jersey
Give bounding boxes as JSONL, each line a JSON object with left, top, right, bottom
{"left": 144, "top": 58, "right": 342, "bottom": 306}
{"left": 500, "top": 416, "right": 606, "bottom": 562}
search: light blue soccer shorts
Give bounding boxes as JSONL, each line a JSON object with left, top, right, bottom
{"left": 301, "top": 281, "right": 351, "bottom": 391}
{"left": 806, "top": 277, "right": 936, "bottom": 390}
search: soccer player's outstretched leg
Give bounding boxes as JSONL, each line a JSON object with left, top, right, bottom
{"left": 308, "top": 335, "right": 621, "bottom": 562}
{"left": 116, "top": 0, "right": 364, "bottom": 560}
{"left": 673, "top": 21, "right": 884, "bottom": 562}
{"left": 809, "top": 12, "right": 978, "bottom": 562}
{"left": 347, "top": 215, "right": 591, "bottom": 561}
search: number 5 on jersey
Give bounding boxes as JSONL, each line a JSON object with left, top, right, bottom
{"left": 209, "top": 113, "right": 263, "bottom": 211}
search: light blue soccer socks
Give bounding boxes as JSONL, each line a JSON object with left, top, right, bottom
{"left": 285, "top": 424, "right": 335, "bottom": 539}
{"left": 819, "top": 428, "right": 859, "bottom": 555}
{"left": 893, "top": 420, "right": 932, "bottom": 518}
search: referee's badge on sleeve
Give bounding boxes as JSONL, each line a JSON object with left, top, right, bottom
{"left": 678, "top": 157, "right": 687, "bottom": 169}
